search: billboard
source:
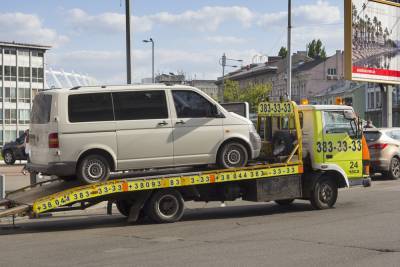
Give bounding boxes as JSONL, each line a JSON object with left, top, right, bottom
{"left": 345, "top": 0, "right": 400, "bottom": 84}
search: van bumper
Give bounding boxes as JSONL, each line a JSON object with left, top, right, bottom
{"left": 26, "top": 162, "right": 76, "bottom": 176}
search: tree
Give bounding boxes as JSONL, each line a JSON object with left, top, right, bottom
{"left": 223, "top": 80, "right": 272, "bottom": 112}
{"left": 307, "top": 39, "right": 327, "bottom": 59}
{"left": 278, "top": 46, "right": 288, "bottom": 58}
{"left": 242, "top": 83, "right": 272, "bottom": 112}
{"left": 223, "top": 79, "right": 241, "bottom": 102}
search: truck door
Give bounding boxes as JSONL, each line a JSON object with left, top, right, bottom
{"left": 321, "top": 110, "right": 362, "bottom": 179}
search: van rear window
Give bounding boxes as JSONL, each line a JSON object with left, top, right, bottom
{"left": 68, "top": 93, "right": 114, "bottom": 123}
{"left": 31, "top": 94, "right": 52, "bottom": 124}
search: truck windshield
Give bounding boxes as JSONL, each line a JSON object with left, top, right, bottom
{"left": 324, "top": 111, "right": 356, "bottom": 137}
{"left": 31, "top": 94, "right": 52, "bottom": 124}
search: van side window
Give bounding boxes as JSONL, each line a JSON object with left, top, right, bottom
{"left": 68, "top": 93, "right": 114, "bottom": 123}
{"left": 113, "top": 90, "right": 168, "bottom": 120}
{"left": 172, "top": 90, "right": 215, "bottom": 118}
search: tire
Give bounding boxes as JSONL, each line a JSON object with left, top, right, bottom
{"left": 388, "top": 157, "right": 400, "bottom": 180}
{"left": 272, "top": 130, "right": 295, "bottom": 156}
{"left": 77, "top": 154, "right": 110, "bottom": 184}
{"left": 275, "top": 199, "right": 295, "bottom": 205}
{"left": 146, "top": 189, "right": 184, "bottom": 223}
{"left": 310, "top": 176, "right": 338, "bottom": 210}
{"left": 217, "top": 141, "right": 248, "bottom": 169}
{"left": 116, "top": 199, "right": 131, "bottom": 217}
{"left": 3, "top": 150, "right": 16, "bottom": 165}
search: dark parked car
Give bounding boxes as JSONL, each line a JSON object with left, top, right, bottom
{"left": 1, "top": 132, "right": 28, "bottom": 165}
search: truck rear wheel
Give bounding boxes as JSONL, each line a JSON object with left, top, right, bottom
{"left": 116, "top": 199, "right": 131, "bottom": 217}
{"left": 146, "top": 189, "right": 184, "bottom": 223}
{"left": 310, "top": 177, "right": 338, "bottom": 210}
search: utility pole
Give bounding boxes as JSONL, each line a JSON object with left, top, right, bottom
{"left": 287, "top": 0, "right": 292, "bottom": 100}
{"left": 221, "top": 53, "right": 226, "bottom": 102}
{"left": 143, "top": 38, "right": 155, "bottom": 83}
{"left": 125, "top": 0, "right": 132, "bottom": 84}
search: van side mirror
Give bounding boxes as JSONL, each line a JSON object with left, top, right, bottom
{"left": 211, "top": 105, "right": 224, "bottom": 118}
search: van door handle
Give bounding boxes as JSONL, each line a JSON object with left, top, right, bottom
{"left": 158, "top": 121, "right": 168, "bottom": 126}
{"left": 176, "top": 120, "right": 185, "bottom": 125}
{"left": 326, "top": 154, "right": 333, "bottom": 159}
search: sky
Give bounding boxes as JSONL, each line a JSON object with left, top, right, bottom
{"left": 0, "top": 0, "right": 345, "bottom": 84}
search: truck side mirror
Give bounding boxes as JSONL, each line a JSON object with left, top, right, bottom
{"left": 344, "top": 110, "right": 356, "bottom": 120}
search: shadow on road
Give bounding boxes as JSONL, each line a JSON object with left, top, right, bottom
{"left": 0, "top": 202, "right": 314, "bottom": 236}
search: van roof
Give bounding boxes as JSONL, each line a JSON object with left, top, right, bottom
{"left": 43, "top": 84, "right": 198, "bottom": 94}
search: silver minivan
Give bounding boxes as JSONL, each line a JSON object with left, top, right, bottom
{"left": 27, "top": 85, "right": 261, "bottom": 184}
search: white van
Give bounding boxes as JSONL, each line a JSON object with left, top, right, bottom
{"left": 27, "top": 85, "right": 261, "bottom": 184}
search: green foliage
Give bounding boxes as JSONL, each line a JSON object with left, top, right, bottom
{"left": 307, "top": 39, "right": 327, "bottom": 59}
{"left": 223, "top": 80, "right": 272, "bottom": 112}
{"left": 223, "top": 79, "right": 241, "bottom": 102}
{"left": 278, "top": 46, "right": 288, "bottom": 58}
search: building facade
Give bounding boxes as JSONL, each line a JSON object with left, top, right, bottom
{"left": 0, "top": 42, "right": 50, "bottom": 145}
{"left": 218, "top": 50, "right": 345, "bottom": 104}
{"left": 188, "top": 80, "right": 219, "bottom": 100}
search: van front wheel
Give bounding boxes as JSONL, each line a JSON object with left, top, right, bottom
{"left": 77, "top": 154, "right": 110, "bottom": 184}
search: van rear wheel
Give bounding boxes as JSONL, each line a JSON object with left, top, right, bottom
{"left": 77, "top": 154, "right": 110, "bottom": 184}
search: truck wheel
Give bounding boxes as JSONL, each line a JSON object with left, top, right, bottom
{"left": 77, "top": 154, "right": 110, "bottom": 184}
{"left": 3, "top": 150, "right": 16, "bottom": 165}
{"left": 217, "top": 141, "right": 248, "bottom": 169}
{"left": 116, "top": 199, "right": 131, "bottom": 217}
{"left": 388, "top": 157, "right": 400, "bottom": 180}
{"left": 146, "top": 189, "right": 184, "bottom": 223}
{"left": 310, "top": 177, "right": 338, "bottom": 210}
{"left": 275, "top": 199, "right": 295, "bottom": 205}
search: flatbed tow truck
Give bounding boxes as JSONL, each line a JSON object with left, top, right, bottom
{"left": 0, "top": 100, "right": 370, "bottom": 224}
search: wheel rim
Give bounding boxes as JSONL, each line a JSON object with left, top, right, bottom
{"left": 4, "top": 152, "right": 12, "bottom": 163}
{"left": 392, "top": 158, "right": 400, "bottom": 178}
{"left": 224, "top": 145, "right": 243, "bottom": 167}
{"left": 84, "top": 159, "right": 105, "bottom": 181}
{"left": 319, "top": 183, "right": 333, "bottom": 204}
{"left": 157, "top": 195, "right": 179, "bottom": 218}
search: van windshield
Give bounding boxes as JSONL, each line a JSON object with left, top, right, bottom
{"left": 31, "top": 94, "right": 52, "bottom": 124}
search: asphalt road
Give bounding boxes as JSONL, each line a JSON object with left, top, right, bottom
{"left": 0, "top": 166, "right": 400, "bottom": 267}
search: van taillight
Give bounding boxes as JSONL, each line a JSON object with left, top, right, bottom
{"left": 49, "top": 133, "right": 59, "bottom": 148}
{"left": 368, "top": 143, "right": 388, "bottom": 150}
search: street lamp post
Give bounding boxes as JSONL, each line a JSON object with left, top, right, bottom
{"left": 219, "top": 53, "right": 243, "bottom": 102}
{"left": 125, "top": 0, "right": 132, "bottom": 84}
{"left": 143, "top": 38, "right": 155, "bottom": 83}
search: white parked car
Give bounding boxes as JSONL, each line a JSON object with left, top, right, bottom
{"left": 27, "top": 85, "right": 261, "bottom": 184}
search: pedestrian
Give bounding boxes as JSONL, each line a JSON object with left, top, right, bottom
{"left": 364, "top": 120, "right": 374, "bottom": 129}
{"left": 21, "top": 129, "right": 30, "bottom": 175}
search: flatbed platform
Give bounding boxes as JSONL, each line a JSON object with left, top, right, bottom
{"left": 0, "top": 162, "right": 303, "bottom": 219}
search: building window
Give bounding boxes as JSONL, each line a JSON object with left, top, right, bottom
{"left": 18, "top": 88, "right": 30, "bottom": 103}
{"left": 375, "top": 91, "right": 381, "bottom": 108}
{"left": 327, "top": 68, "right": 337, "bottom": 76}
{"left": 18, "top": 67, "right": 30, "bottom": 82}
{"left": 32, "top": 51, "right": 44, "bottom": 57}
{"left": 4, "top": 49, "right": 16, "bottom": 55}
{"left": 5, "top": 87, "right": 17, "bottom": 103}
{"left": 4, "top": 130, "right": 17, "bottom": 143}
{"left": 18, "top": 109, "right": 30, "bottom": 124}
{"left": 4, "top": 66, "right": 17, "bottom": 81}
{"left": 32, "top": 67, "right": 44, "bottom": 83}
{"left": 4, "top": 109, "right": 17, "bottom": 124}
{"left": 0, "top": 67, "right": 2, "bottom": 80}
{"left": 368, "top": 92, "right": 375, "bottom": 109}
{"left": 0, "top": 110, "right": 3, "bottom": 124}
{"left": 18, "top": 50, "right": 29, "bottom": 56}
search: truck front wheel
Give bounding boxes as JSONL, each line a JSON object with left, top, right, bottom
{"left": 146, "top": 189, "right": 184, "bottom": 223}
{"left": 310, "top": 177, "right": 338, "bottom": 210}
